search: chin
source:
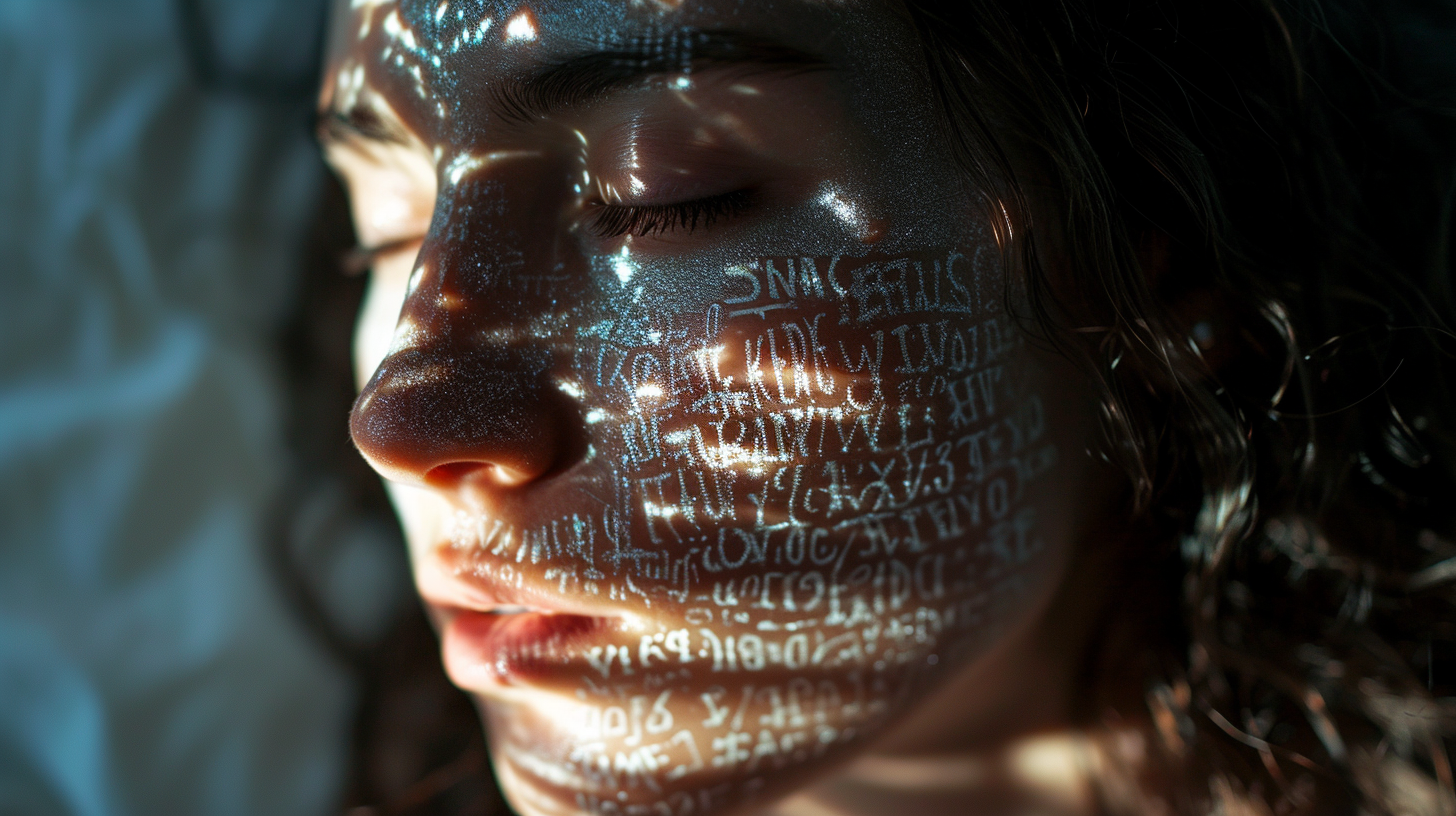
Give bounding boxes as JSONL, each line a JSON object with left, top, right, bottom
{"left": 480, "top": 692, "right": 865, "bottom": 816}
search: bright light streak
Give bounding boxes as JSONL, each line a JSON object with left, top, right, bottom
{"left": 505, "top": 11, "right": 536, "bottom": 42}
{"left": 819, "top": 188, "right": 866, "bottom": 232}
{"left": 613, "top": 245, "right": 636, "bottom": 284}
{"left": 446, "top": 152, "right": 484, "bottom": 186}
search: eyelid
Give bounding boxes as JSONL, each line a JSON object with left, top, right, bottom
{"left": 588, "top": 189, "right": 755, "bottom": 239}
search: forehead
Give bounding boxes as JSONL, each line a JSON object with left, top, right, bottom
{"left": 332, "top": 0, "right": 883, "bottom": 55}
{"left": 323, "top": 0, "right": 915, "bottom": 123}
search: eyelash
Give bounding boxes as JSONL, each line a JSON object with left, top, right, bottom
{"left": 342, "top": 189, "right": 754, "bottom": 269}
{"left": 590, "top": 189, "right": 755, "bottom": 238}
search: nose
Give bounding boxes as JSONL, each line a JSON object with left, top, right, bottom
{"left": 351, "top": 346, "right": 570, "bottom": 489}
{"left": 349, "top": 164, "right": 580, "bottom": 494}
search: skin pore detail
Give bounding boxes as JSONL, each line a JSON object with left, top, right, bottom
{"left": 321, "top": 2, "right": 1113, "bottom": 814}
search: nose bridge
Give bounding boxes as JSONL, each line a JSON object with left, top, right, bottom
{"left": 351, "top": 154, "right": 581, "bottom": 491}
{"left": 405, "top": 157, "right": 563, "bottom": 347}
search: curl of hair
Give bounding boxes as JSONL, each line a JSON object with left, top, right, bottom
{"left": 902, "top": 0, "right": 1456, "bottom": 812}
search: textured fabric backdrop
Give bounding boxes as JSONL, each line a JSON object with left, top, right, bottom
{"left": 0, "top": 2, "right": 401, "bottom": 814}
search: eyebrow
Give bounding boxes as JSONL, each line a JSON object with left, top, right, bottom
{"left": 320, "top": 29, "right": 831, "bottom": 146}
{"left": 494, "top": 30, "right": 832, "bottom": 123}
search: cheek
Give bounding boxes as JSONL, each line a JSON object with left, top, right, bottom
{"left": 423, "top": 244, "right": 1085, "bottom": 811}
{"left": 616, "top": 250, "right": 1071, "bottom": 645}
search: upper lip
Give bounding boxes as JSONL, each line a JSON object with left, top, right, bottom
{"left": 416, "top": 544, "right": 621, "bottom": 620}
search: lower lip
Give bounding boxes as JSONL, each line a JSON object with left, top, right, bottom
{"left": 441, "top": 609, "right": 606, "bottom": 691}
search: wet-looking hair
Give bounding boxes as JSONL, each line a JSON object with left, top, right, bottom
{"left": 904, "top": 0, "right": 1456, "bottom": 810}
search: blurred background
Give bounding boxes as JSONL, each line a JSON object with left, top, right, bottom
{"left": 0, "top": 1, "right": 505, "bottom": 813}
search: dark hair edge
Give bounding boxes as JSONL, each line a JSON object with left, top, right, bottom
{"left": 902, "top": 0, "right": 1456, "bottom": 812}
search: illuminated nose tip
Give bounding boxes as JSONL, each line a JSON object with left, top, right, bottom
{"left": 349, "top": 349, "right": 566, "bottom": 490}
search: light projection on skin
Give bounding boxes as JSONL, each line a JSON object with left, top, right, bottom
{"left": 389, "top": 316, "right": 426, "bottom": 355}
{"left": 351, "top": 0, "right": 392, "bottom": 36}
{"left": 446, "top": 152, "right": 487, "bottom": 187}
{"left": 448, "top": 249, "right": 1051, "bottom": 813}
{"left": 330, "top": 3, "right": 1075, "bottom": 816}
{"left": 445, "top": 150, "right": 541, "bottom": 187}
{"left": 334, "top": 62, "right": 367, "bottom": 111}
{"left": 614, "top": 246, "right": 639, "bottom": 285}
{"left": 817, "top": 186, "right": 871, "bottom": 240}
{"left": 405, "top": 263, "right": 425, "bottom": 298}
{"left": 378, "top": 8, "right": 442, "bottom": 110}
{"left": 505, "top": 11, "right": 538, "bottom": 43}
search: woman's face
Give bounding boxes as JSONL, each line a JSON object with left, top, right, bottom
{"left": 322, "top": 1, "right": 1102, "bottom": 813}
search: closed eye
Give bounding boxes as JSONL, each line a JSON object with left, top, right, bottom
{"left": 588, "top": 189, "right": 755, "bottom": 238}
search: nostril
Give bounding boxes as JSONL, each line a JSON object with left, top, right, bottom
{"left": 424, "top": 462, "right": 477, "bottom": 486}
{"left": 424, "top": 461, "right": 534, "bottom": 489}
{"left": 349, "top": 347, "right": 580, "bottom": 490}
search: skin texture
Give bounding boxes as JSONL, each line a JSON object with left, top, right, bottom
{"left": 320, "top": 1, "right": 1113, "bottom": 813}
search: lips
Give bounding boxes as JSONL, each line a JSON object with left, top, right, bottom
{"left": 442, "top": 607, "right": 613, "bottom": 691}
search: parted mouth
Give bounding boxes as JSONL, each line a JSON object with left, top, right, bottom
{"left": 482, "top": 604, "right": 546, "bottom": 615}
{"left": 440, "top": 606, "right": 614, "bottom": 692}
{"left": 418, "top": 540, "right": 631, "bottom": 693}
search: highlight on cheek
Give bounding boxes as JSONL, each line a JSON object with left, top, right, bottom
{"left": 816, "top": 185, "right": 880, "bottom": 244}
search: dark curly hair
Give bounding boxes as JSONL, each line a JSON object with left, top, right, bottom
{"left": 902, "top": 0, "right": 1456, "bottom": 811}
